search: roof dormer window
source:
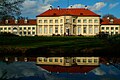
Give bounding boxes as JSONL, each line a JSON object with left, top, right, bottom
{"left": 24, "top": 19, "right": 28, "bottom": 23}
{"left": 15, "top": 20, "right": 18, "bottom": 24}
{"left": 110, "top": 19, "right": 114, "bottom": 23}
{"left": 5, "top": 20, "right": 8, "bottom": 24}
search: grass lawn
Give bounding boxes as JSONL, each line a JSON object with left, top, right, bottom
{"left": 0, "top": 36, "right": 105, "bottom": 48}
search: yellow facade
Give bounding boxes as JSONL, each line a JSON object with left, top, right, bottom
{"left": 36, "top": 57, "right": 99, "bottom": 66}
{"left": 0, "top": 25, "right": 36, "bottom": 36}
{"left": 101, "top": 25, "right": 120, "bottom": 35}
{"left": 37, "top": 16, "right": 100, "bottom": 36}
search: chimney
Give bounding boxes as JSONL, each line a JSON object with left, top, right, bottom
{"left": 85, "top": 5, "right": 88, "bottom": 9}
{"left": 70, "top": 5, "right": 72, "bottom": 8}
{"left": 58, "top": 6, "right": 60, "bottom": 10}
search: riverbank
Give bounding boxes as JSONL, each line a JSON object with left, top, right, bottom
{"left": 0, "top": 36, "right": 120, "bottom": 57}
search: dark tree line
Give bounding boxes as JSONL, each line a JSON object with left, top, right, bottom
{"left": 102, "top": 14, "right": 117, "bottom": 19}
{"left": 0, "top": 0, "right": 25, "bottom": 20}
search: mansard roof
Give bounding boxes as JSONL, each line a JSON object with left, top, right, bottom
{"left": 101, "top": 18, "right": 120, "bottom": 25}
{"left": 37, "top": 8, "right": 100, "bottom": 17}
{"left": 0, "top": 19, "right": 36, "bottom": 25}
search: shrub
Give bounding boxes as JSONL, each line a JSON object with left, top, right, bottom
{"left": 0, "top": 32, "right": 18, "bottom": 37}
{"left": 95, "top": 32, "right": 109, "bottom": 39}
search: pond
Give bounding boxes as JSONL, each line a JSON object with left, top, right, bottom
{"left": 0, "top": 59, "right": 120, "bottom": 80}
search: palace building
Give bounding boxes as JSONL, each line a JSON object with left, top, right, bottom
{"left": 36, "top": 7, "right": 100, "bottom": 36}
{"left": 0, "top": 7, "right": 120, "bottom": 36}
{"left": 101, "top": 18, "right": 120, "bottom": 35}
{"left": 0, "top": 19, "right": 36, "bottom": 36}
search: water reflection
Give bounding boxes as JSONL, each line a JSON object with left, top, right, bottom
{"left": 0, "top": 57, "right": 120, "bottom": 80}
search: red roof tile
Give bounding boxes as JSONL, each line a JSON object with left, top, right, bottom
{"left": 36, "top": 8, "right": 100, "bottom": 17}
{"left": 101, "top": 18, "right": 120, "bottom": 25}
{"left": 0, "top": 19, "right": 36, "bottom": 25}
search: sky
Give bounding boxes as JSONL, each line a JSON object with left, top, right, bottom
{"left": 20, "top": 0, "right": 120, "bottom": 19}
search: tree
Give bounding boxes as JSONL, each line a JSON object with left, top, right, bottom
{"left": 0, "top": 0, "right": 25, "bottom": 20}
{"left": 102, "top": 14, "right": 117, "bottom": 19}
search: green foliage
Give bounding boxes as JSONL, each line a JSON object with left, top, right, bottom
{"left": 95, "top": 32, "right": 109, "bottom": 39}
{"left": 102, "top": 14, "right": 117, "bottom": 19}
{"left": 107, "top": 34, "right": 120, "bottom": 44}
{"left": 0, "top": 32, "right": 18, "bottom": 37}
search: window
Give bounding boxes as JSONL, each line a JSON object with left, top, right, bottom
{"left": 8, "top": 27, "right": 11, "bottom": 30}
{"left": 73, "top": 26, "right": 76, "bottom": 34}
{"left": 19, "top": 32, "right": 22, "bottom": 35}
{"left": 111, "top": 32, "right": 114, "bottom": 35}
{"left": 28, "top": 32, "right": 31, "bottom": 35}
{"left": 28, "top": 27, "right": 31, "bottom": 30}
{"left": 60, "top": 26, "right": 63, "bottom": 34}
{"left": 44, "top": 58, "right": 47, "bottom": 62}
{"left": 32, "top": 27, "right": 35, "bottom": 30}
{"left": 13, "top": 27, "right": 17, "bottom": 30}
{"left": 106, "top": 32, "right": 109, "bottom": 34}
{"left": 0, "top": 28, "right": 3, "bottom": 30}
{"left": 55, "top": 59, "right": 58, "bottom": 62}
{"left": 32, "top": 32, "right": 35, "bottom": 35}
{"left": 102, "top": 27, "right": 104, "bottom": 30}
{"left": 55, "top": 26, "right": 58, "bottom": 33}
{"left": 89, "top": 26, "right": 92, "bottom": 34}
{"left": 110, "top": 27, "right": 113, "bottom": 30}
{"left": 19, "top": 27, "right": 22, "bottom": 30}
{"left": 44, "top": 26, "right": 47, "bottom": 34}
{"left": 115, "top": 32, "right": 118, "bottom": 34}
{"left": 83, "top": 26, "right": 87, "bottom": 33}
{"left": 55, "top": 20, "right": 58, "bottom": 23}
{"left": 66, "top": 59, "right": 69, "bottom": 63}
{"left": 83, "top": 59, "right": 86, "bottom": 63}
{"left": 115, "top": 27, "right": 118, "bottom": 30}
{"left": 4, "top": 27, "right": 7, "bottom": 30}
{"left": 39, "top": 26, "right": 42, "bottom": 34}
{"left": 49, "top": 59, "right": 52, "bottom": 62}
{"left": 24, "top": 27, "right": 26, "bottom": 30}
{"left": 44, "top": 20, "right": 47, "bottom": 23}
{"left": 94, "top": 19, "right": 98, "bottom": 23}
{"left": 106, "top": 27, "right": 109, "bottom": 30}
{"left": 94, "top": 59, "right": 98, "bottom": 63}
{"left": 89, "top": 19, "right": 92, "bottom": 23}
{"left": 39, "top": 58, "right": 42, "bottom": 62}
{"left": 60, "top": 59, "right": 62, "bottom": 63}
{"left": 83, "top": 19, "right": 87, "bottom": 23}
{"left": 88, "top": 59, "right": 92, "bottom": 63}
{"left": 24, "top": 32, "right": 26, "bottom": 35}
{"left": 60, "top": 19, "right": 63, "bottom": 23}
{"left": 66, "top": 19, "right": 69, "bottom": 23}
{"left": 77, "top": 59, "right": 81, "bottom": 62}
{"left": 49, "top": 20, "right": 53, "bottom": 23}
{"left": 94, "top": 26, "right": 98, "bottom": 34}
{"left": 39, "top": 20, "right": 42, "bottom": 23}
{"left": 78, "top": 19, "right": 81, "bottom": 23}
{"left": 49, "top": 26, "right": 53, "bottom": 34}
{"left": 78, "top": 27, "right": 81, "bottom": 34}
{"left": 73, "top": 19, "right": 75, "bottom": 23}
